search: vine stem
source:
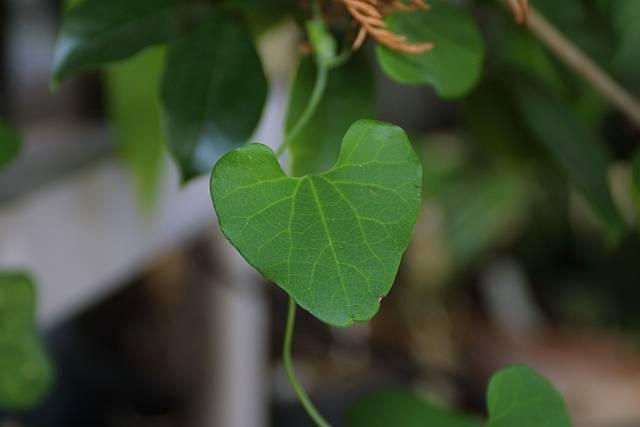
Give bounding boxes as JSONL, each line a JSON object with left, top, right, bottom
{"left": 283, "top": 297, "right": 332, "bottom": 427}
{"left": 276, "top": 64, "right": 329, "bottom": 158}
{"left": 501, "top": 0, "right": 640, "bottom": 131}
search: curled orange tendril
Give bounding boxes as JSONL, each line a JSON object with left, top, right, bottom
{"left": 341, "top": 0, "right": 434, "bottom": 54}
{"left": 509, "top": 0, "right": 529, "bottom": 24}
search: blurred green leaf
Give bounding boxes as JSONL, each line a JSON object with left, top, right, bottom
{"left": 287, "top": 54, "right": 374, "bottom": 176}
{"left": 485, "top": 15, "right": 564, "bottom": 96}
{"left": 376, "top": 2, "right": 484, "bottom": 98}
{"left": 464, "top": 81, "right": 545, "bottom": 166}
{"left": 0, "top": 122, "right": 21, "bottom": 170}
{"left": 612, "top": 0, "right": 640, "bottom": 93}
{"left": 107, "top": 48, "right": 166, "bottom": 210}
{"left": 210, "top": 120, "right": 422, "bottom": 326}
{"left": 52, "top": 0, "right": 212, "bottom": 85}
{"left": 347, "top": 390, "right": 482, "bottom": 427}
{"left": 225, "top": 0, "right": 293, "bottom": 33}
{"left": 633, "top": 150, "right": 640, "bottom": 213}
{"left": 487, "top": 366, "right": 572, "bottom": 427}
{"left": 535, "top": 0, "right": 613, "bottom": 61}
{"left": 64, "top": 0, "right": 83, "bottom": 11}
{"left": 348, "top": 366, "right": 570, "bottom": 427}
{"left": 515, "top": 86, "right": 626, "bottom": 240}
{"left": 0, "top": 273, "right": 52, "bottom": 409}
{"left": 442, "top": 171, "right": 528, "bottom": 265}
{"left": 162, "top": 13, "right": 267, "bottom": 182}
{"left": 306, "top": 17, "right": 337, "bottom": 67}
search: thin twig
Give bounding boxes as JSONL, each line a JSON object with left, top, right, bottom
{"left": 276, "top": 64, "right": 328, "bottom": 158}
{"left": 501, "top": 0, "right": 640, "bottom": 131}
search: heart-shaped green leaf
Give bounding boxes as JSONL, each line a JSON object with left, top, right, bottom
{"left": 162, "top": 13, "right": 267, "bottom": 182}
{"left": 348, "top": 390, "right": 483, "bottom": 427}
{"left": 52, "top": 0, "right": 212, "bottom": 85}
{"left": 488, "top": 366, "right": 572, "bottom": 427}
{"left": 0, "top": 272, "right": 53, "bottom": 409}
{"left": 210, "top": 120, "right": 422, "bottom": 326}
{"left": 0, "top": 122, "right": 21, "bottom": 170}
{"left": 376, "top": 1, "right": 484, "bottom": 98}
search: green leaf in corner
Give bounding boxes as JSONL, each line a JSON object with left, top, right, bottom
{"left": 107, "top": 48, "right": 166, "bottom": 210}
{"left": 488, "top": 366, "right": 572, "bottom": 427}
{"left": 515, "top": 86, "right": 626, "bottom": 240}
{"left": 52, "top": 0, "right": 212, "bottom": 86}
{"left": 287, "top": 54, "right": 375, "bottom": 176}
{"left": 0, "top": 272, "right": 53, "bottom": 409}
{"left": 210, "top": 120, "right": 422, "bottom": 326}
{"left": 162, "top": 13, "right": 267, "bottom": 182}
{"left": 0, "top": 123, "right": 21, "bottom": 170}
{"left": 347, "top": 390, "right": 482, "bottom": 427}
{"left": 376, "top": 1, "right": 484, "bottom": 98}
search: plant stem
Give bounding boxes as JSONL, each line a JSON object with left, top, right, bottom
{"left": 501, "top": 0, "right": 640, "bottom": 131}
{"left": 283, "top": 297, "right": 332, "bottom": 427}
{"left": 276, "top": 64, "right": 329, "bottom": 158}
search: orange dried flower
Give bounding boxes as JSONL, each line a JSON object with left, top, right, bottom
{"left": 341, "top": 0, "right": 434, "bottom": 54}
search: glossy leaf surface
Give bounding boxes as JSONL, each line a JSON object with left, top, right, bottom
{"left": 52, "top": 0, "right": 211, "bottom": 84}
{"left": 376, "top": 2, "right": 484, "bottom": 98}
{"left": 211, "top": 120, "right": 422, "bottom": 326}
{"left": 162, "top": 13, "right": 267, "bottom": 181}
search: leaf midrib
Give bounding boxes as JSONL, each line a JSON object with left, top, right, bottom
{"left": 308, "top": 177, "right": 352, "bottom": 312}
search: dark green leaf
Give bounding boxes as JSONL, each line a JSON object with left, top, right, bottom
{"left": 52, "top": 0, "right": 211, "bottom": 85}
{"left": 443, "top": 171, "right": 528, "bottom": 265}
{"left": 488, "top": 366, "right": 572, "bottom": 427}
{"left": 376, "top": 1, "right": 484, "bottom": 98}
{"left": 515, "top": 86, "right": 625, "bottom": 240}
{"left": 463, "top": 80, "right": 546, "bottom": 165}
{"left": 287, "top": 54, "right": 375, "bottom": 176}
{"left": 348, "top": 390, "right": 482, "bottom": 427}
{"left": 210, "top": 120, "right": 422, "bottom": 326}
{"left": 64, "top": 0, "right": 83, "bottom": 11}
{"left": 225, "top": 0, "right": 291, "bottom": 13}
{"left": 613, "top": 0, "right": 640, "bottom": 92}
{"left": 0, "top": 273, "right": 53, "bottom": 409}
{"left": 225, "top": 0, "right": 293, "bottom": 35}
{"left": 633, "top": 150, "right": 640, "bottom": 213}
{"left": 162, "top": 13, "right": 267, "bottom": 181}
{"left": 107, "top": 48, "right": 166, "bottom": 210}
{"left": 0, "top": 122, "right": 21, "bottom": 170}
